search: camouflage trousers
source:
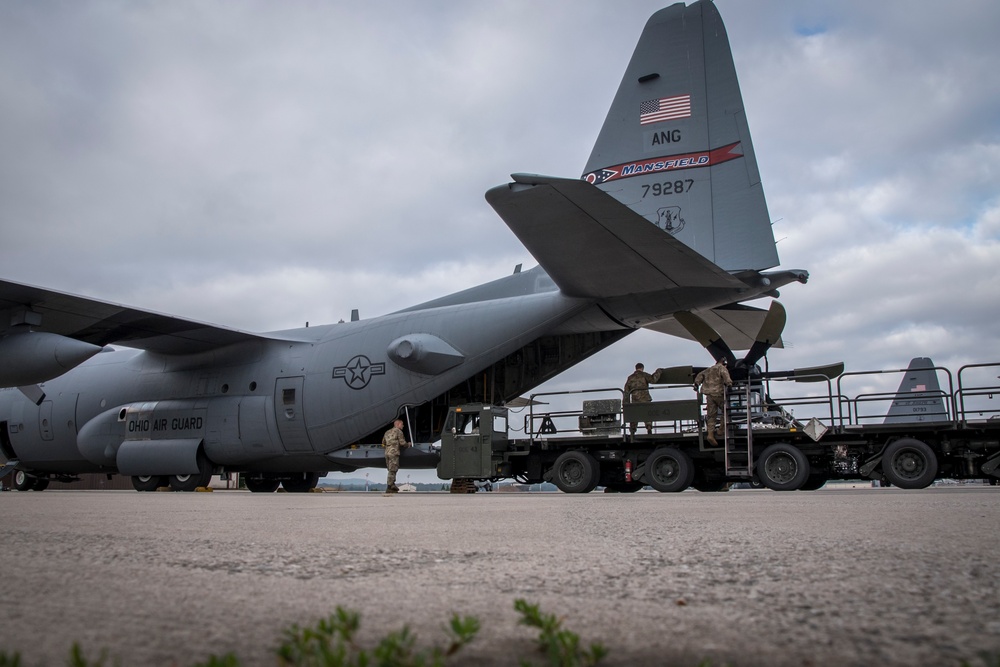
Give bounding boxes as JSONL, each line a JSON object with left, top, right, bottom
{"left": 628, "top": 420, "right": 653, "bottom": 435}
{"left": 628, "top": 397, "right": 652, "bottom": 435}
{"left": 385, "top": 450, "right": 400, "bottom": 488}
{"left": 705, "top": 393, "right": 726, "bottom": 431}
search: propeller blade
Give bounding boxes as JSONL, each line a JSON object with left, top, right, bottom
{"left": 673, "top": 311, "right": 736, "bottom": 366}
{"left": 763, "top": 362, "right": 845, "bottom": 382}
{"left": 743, "top": 301, "right": 786, "bottom": 367}
{"left": 650, "top": 365, "right": 698, "bottom": 384}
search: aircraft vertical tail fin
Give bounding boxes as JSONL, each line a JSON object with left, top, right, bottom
{"left": 582, "top": 0, "right": 778, "bottom": 272}
{"left": 884, "top": 358, "right": 950, "bottom": 424}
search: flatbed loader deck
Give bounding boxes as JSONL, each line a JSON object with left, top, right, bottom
{"left": 437, "top": 361, "right": 1000, "bottom": 492}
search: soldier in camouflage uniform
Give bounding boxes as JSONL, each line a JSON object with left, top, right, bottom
{"left": 623, "top": 363, "right": 655, "bottom": 436}
{"left": 694, "top": 358, "right": 732, "bottom": 446}
{"left": 383, "top": 418, "right": 410, "bottom": 493}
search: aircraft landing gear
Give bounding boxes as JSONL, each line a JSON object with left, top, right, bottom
{"left": 132, "top": 475, "right": 167, "bottom": 492}
{"left": 244, "top": 475, "right": 280, "bottom": 493}
{"left": 13, "top": 470, "right": 41, "bottom": 491}
{"left": 282, "top": 472, "right": 320, "bottom": 493}
{"left": 168, "top": 453, "right": 214, "bottom": 492}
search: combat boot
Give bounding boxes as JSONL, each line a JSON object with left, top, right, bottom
{"left": 706, "top": 428, "right": 718, "bottom": 447}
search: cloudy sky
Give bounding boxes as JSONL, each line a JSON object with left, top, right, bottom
{"left": 2, "top": 1, "right": 999, "bottom": 479}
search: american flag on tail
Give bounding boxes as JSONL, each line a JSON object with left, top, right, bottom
{"left": 640, "top": 94, "right": 691, "bottom": 125}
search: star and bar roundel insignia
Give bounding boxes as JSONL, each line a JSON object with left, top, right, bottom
{"left": 332, "top": 355, "right": 386, "bottom": 390}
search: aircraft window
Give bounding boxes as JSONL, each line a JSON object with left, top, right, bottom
{"left": 283, "top": 388, "right": 296, "bottom": 405}
{"left": 221, "top": 384, "right": 229, "bottom": 394}
{"left": 249, "top": 382, "right": 257, "bottom": 392}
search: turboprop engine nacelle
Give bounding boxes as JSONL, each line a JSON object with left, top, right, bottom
{"left": 0, "top": 330, "right": 103, "bottom": 387}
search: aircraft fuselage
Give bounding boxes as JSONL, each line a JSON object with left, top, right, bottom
{"left": 0, "top": 283, "right": 591, "bottom": 475}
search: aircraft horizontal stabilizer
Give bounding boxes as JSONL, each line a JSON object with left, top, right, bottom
{"left": 485, "top": 174, "right": 743, "bottom": 300}
{"left": 646, "top": 303, "right": 785, "bottom": 352}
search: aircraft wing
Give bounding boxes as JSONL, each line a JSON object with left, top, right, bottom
{"left": 0, "top": 279, "right": 292, "bottom": 354}
{"left": 645, "top": 303, "right": 785, "bottom": 351}
{"left": 485, "top": 174, "right": 744, "bottom": 299}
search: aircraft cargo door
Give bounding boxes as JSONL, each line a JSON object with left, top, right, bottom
{"left": 274, "top": 377, "right": 313, "bottom": 453}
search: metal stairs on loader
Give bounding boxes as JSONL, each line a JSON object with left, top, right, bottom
{"left": 722, "top": 382, "right": 753, "bottom": 478}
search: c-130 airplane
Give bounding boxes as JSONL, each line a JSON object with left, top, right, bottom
{"left": 0, "top": 0, "right": 808, "bottom": 492}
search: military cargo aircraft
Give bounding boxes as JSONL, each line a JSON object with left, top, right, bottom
{"left": 0, "top": 0, "right": 808, "bottom": 492}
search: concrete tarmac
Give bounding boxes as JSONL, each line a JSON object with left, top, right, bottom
{"left": 1, "top": 487, "right": 998, "bottom": 667}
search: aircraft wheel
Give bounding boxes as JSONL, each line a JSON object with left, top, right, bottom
{"left": 757, "top": 443, "right": 809, "bottom": 491}
{"left": 244, "top": 475, "right": 280, "bottom": 493}
{"left": 551, "top": 451, "right": 599, "bottom": 493}
{"left": 169, "top": 454, "right": 213, "bottom": 492}
{"left": 32, "top": 478, "right": 49, "bottom": 491}
{"left": 132, "top": 475, "right": 166, "bottom": 492}
{"left": 282, "top": 472, "right": 320, "bottom": 493}
{"left": 882, "top": 438, "right": 937, "bottom": 489}
{"left": 13, "top": 470, "right": 36, "bottom": 491}
{"left": 645, "top": 447, "right": 694, "bottom": 492}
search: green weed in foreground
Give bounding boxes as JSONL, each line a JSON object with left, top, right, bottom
{"left": 68, "top": 644, "right": 116, "bottom": 667}
{"left": 0, "top": 599, "right": 597, "bottom": 667}
{"left": 514, "top": 599, "right": 607, "bottom": 667}
{"left": 5, "top": 605, "right": 997, "bottom": 667}
{"left": 961, "top": 655, "right": 1000, "bottom": 667}
{"left": 194, "top": 655, "right": 243, "bottom": 667}
{"left": 272, "top": 605, "right": 479, "bottom": 667}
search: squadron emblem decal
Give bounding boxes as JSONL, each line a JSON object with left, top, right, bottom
{"left": 655, "top": 206, "right": 685, "bottom": 235}
{"left": 333, "top": 355, "right": 386, "bottom": 390}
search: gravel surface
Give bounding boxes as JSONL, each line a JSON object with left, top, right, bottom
{"left": 1, "top": 487, "right": 998, "bottom": 666}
